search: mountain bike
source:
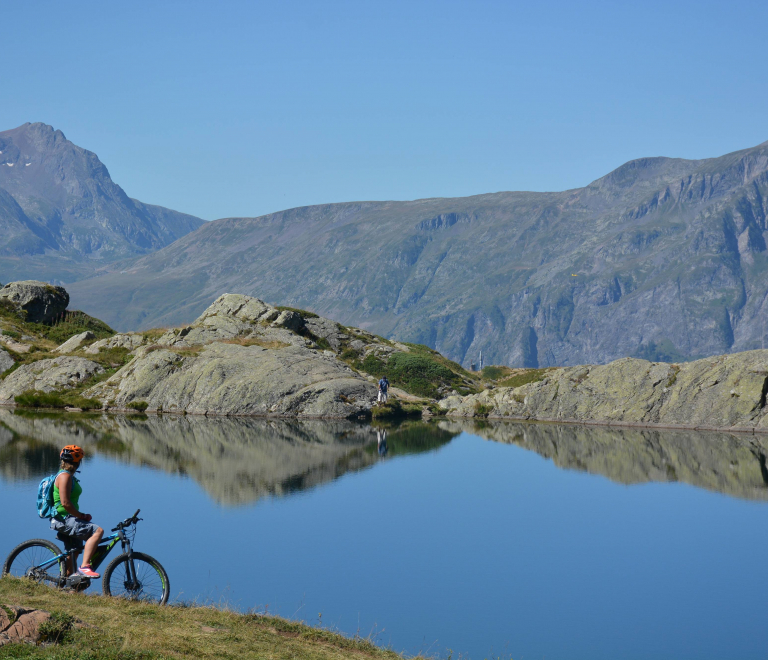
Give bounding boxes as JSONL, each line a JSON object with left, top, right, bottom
{"left": 2, "top": 510, "right": 170, "bottom": 605}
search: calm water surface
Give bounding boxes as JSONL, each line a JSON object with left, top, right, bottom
{"left": 2, "top": 410, "right": 768, "bottom": 660}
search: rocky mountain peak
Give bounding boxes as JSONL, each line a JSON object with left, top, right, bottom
{"left": 0, "top": 122, "right": 204, "bottom": 263}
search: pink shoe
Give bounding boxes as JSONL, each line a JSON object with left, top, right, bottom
{"left": 78, "top": 565, "right": 100, "bottom": 578}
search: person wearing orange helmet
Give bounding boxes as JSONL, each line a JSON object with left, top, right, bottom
{"left": 50, "top": 445, "right": 103, "bottom": 578}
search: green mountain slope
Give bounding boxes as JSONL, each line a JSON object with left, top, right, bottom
{"left": 69, "top": 139, "right": 768, "bottom": 368}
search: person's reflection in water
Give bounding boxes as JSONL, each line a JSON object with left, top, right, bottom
{"left": 377, "top": 429, "right": 388, "bottom": 457}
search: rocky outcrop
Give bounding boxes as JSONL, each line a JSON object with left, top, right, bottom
{"left": 0, "top": 280, "right": 68, "bottom": 323}
{"left": 0, "top": 605, "right": 52, "bottom": 646}
{"left": 84, "top": 333, "right": 144, "bottom": 354}
{"left": 0, "top": 357, "right": 103, "bottom": 403}
{"left": 85, "top": 343, "right": 375, "bottom": 417}
{"left": 53, "top": 331, "right": 95, "bottom": 353}
{"left": 78, "top": 294, "right": 379, "bottom": 417}
{"left": 440, "top": 419, "right": 768, "bottom": 501}
{"left": 440, "top": 351, "right": 768, "bottom": 431}
{"left": 0, "top": 348, "right": 12, "bottom": 373}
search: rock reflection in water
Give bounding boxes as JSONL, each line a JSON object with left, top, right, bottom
{"left": 441, "top": 420, "right": 768, "bottom": 500}
{"left": 0, "top": 411, "right": 457, "bottom": 505}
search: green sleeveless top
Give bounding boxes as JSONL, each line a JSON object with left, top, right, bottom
{"left": 53, "top": 472, "right": 81, "bottom": 517}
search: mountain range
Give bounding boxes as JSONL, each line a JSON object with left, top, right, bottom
{"left": 2, "top": 122, "right": 768, "bottom": 369}
{"left": 0, "top": 123, "right": 203, "bottom": 282}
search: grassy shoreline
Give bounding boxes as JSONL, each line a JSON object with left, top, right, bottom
{"left": 0, "top": 578, "right": 419, "bottom": 660}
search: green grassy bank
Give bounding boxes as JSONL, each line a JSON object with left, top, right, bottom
{"left": 0, "top": 578, "right": 419, "bottom": 660}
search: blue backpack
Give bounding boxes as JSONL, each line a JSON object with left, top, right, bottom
{"left": 36, "top": 470, "right": 68, "bottom": 519}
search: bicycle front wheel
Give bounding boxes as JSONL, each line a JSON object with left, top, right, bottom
{"left": 103, "top": 552, "right": 170, "bottom": 605}
{"left": 3, "top": 539, "right": 65, "bottom": 584}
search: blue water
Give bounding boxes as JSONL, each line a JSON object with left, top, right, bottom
{"left": 3, "top": 416, "right": 768, "bottom": 659}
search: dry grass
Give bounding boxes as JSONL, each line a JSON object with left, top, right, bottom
{"left": 0, "top": 577, "right": 419, "bottom": 660}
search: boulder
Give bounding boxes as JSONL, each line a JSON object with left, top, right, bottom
{"left": 86, "top": 342, "right": 376, "bottom": 417}
{"left": 0, "top": 357, "right": 103, "bottom": 403}
{"left": 271, "top": 310, "right": 305, "bottom": 332}
{"left": 53, "top": 331, "right": 95, "bottom": 353}
{"left": 0, "top": 348, "right": 13, "bottom": 373}
{"left": 0, "top": 606, "right": 51, "bottom": 646}
{"left": 85, "top": 333, "right": 145, "bottom": 354}
{"left": 0, "top": 280, "right": 69, "bottom": 323}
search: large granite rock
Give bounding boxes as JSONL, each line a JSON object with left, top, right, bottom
{"left": 440, "top": 351, "right": 768, "bottom": 431}
{"left": 0, "top": 348, "right": 12, "bottom": 373}
{"left": 0, "top": 280, "right": 69, "bottom": 323}
{"left": 0, "top": 357, "right": 103, "bottom": 403}
{"left": 53, "top": 330, "right": 95, "bottom": 353}
{"left": 85, "top": 342, "right": 376, "bottom": 417}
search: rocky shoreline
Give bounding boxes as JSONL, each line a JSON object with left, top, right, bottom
{"left": 5, "top": 279, "right": 768, "bottom": 428}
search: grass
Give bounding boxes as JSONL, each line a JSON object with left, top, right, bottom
{"left": 498, "top": 368, "right": 554, "bottom": 389}
{"left": 127, "top": 401, "right": 149, "bottom": 412}
{"left": 342, "top": 346, "right": 479, "bottom": 399}
{"left": 13, "top": 390, "right": 102, "bottom": 411}
{"left": 473, "top": 401, "right": 494, "bottom": 418}
{"left": 0, "top": 577, "right": 417, "bottom": 660}
{"left": 224, "top": 337, "right": 290, "bottom": 350}
{"left": 371, "top": 400, "right": 423, "bottom": 419}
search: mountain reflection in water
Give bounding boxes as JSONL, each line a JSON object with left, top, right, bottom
{"left": 0, "top": 411, "right": 457, "bottom": 504}
{"left": 3, "top": 410, "right": 768, "bottom": 502}
{"left": 441, "top": 420, "right": 768, "bottom": 500}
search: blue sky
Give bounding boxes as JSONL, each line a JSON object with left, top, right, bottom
{"left": 2, "top": 0, "right": 767, "bottom": 220}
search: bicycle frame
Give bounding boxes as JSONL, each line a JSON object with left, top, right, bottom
{"left": 32, "top": 528, "right": 132, "bottom": 587}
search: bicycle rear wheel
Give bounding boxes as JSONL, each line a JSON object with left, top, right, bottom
{"left": 102, "top": 552, "right": 169, "bottom": 605}
{"left": 3, "top": 539, "right": 65, "bottom": 584}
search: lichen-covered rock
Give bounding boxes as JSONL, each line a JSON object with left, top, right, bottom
{"left": 0, "top": 280, "right": 69, "bottom": 323}
{"left": 0, "top": 348, "right": 12, "bottom": 373}
{"left": 271, "top": 310, "right": 304, "bottom": 332}
{"left": 85, "top": 333, "right": 145, "bottom": 354}
{"left": 86, "top": 342, "right": 376, "bottom": 417}
{"left": 441, "top": 351, "right": 768, "bottom": 430}
{"left": 0, "top": 357, "right": 103, "bottom": 403}
{"left": 53, "top": 330, "right": 95, "bottom": 353}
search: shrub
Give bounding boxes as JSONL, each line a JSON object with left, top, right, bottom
{"left": 38, "top": 610, "right": 75, "bottom": 643}
{"left": 371, "top": 400, "right": 422, "bottom": 419}
{"left": 128, "top": 400, "right": 149, "bottom": 412}
{"left": 1, "top": 329, "right": 21, "bottom": 340}
{"left": 38, "top": 310, "right": 115, "bottom": 344}
{"left": 474, "top": 401, "right": 494, "bottom": 417}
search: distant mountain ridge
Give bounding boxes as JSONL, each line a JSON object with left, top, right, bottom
{"left": 68, "top": 138, "right": 768, "bottom": 368}
{"left": 0, "top": 122, "right": 203, "bottom": 279}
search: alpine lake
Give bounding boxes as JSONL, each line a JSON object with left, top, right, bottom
{"left": 3, "top": 409, "right": 768, "bottom": 660}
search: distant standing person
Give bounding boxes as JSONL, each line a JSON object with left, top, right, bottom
{"left": 378, "top": 376, "right": 390, "bottom": 404}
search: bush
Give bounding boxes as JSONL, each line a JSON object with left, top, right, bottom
{"left": 386, "top": 352, "right": 455, "bottom": 398}
{"left": 127, "top": 400, "right": 149, "bottom": 412}
{"left": 474, "top": 401, "right": 494, "bottom": 417}
{"left": 1, "top": 329, "right": 21, "bottom": 340}
{"left": 481, "top": 365, "right": 506, "bottom": 380}
{"left": 38, "top": 610, "right": 75, "bottom": 643}
{"left": 37, "top": 310, "right": 115, "bottom": 344}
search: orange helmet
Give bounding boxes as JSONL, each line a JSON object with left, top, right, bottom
{"left": 60, "top": 445, "right": 84, "bottom": 463}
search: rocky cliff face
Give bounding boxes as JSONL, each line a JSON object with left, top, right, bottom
{"left": 0, "top": 122, "right": 203, "bottom": 266}
{"left": 67, "top": 139, "right": 768, "bottom": 368}
{"left": 440, "top": 350, "right": 768, "bottom": 431}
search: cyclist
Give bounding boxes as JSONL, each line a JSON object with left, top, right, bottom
{"left": 50, "top": 445, "right": 103, "bottom": 578}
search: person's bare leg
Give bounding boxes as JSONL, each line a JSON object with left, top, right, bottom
{"left": 81, "top": 528, "right": 103, "bottom": 567}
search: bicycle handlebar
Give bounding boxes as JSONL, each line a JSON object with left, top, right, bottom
{"left": 111, "top": 509, "right": 142, "bottom": 532}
